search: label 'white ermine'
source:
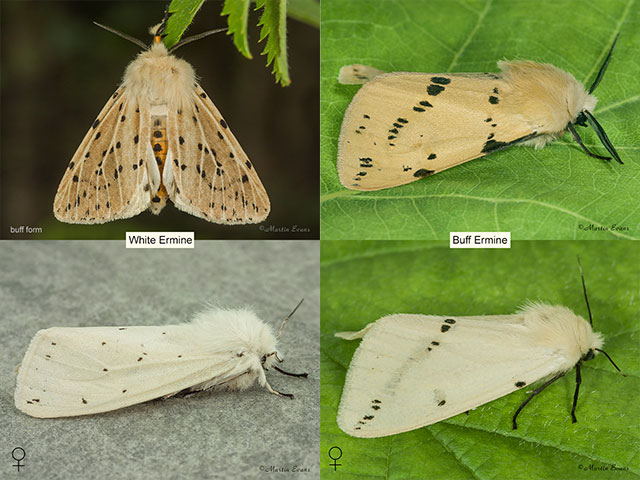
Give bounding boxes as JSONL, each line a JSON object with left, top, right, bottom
{"left": 54, "top": 14, "right": 269, "bottom": 224}
{"left": 337, "top": 36, "right": 622, "bottom": 190}
{"left": 335, "top": 260, "right": 623, "bottom": 437}
{"left": 15, "top": 301, "right": 307, "bottom": 418}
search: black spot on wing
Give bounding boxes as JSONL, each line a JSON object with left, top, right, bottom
{"left": 481, "top": 133, "right": 538, "bottom": 154}
{"left": 413, "top": 169, "right": 435, "bottom": 178}
{"left": 359, "top": 157, "right": 373, "bottom": 168}
{"left": 427, "top": 84, "right": 445, "bottom": 96}
{"left": 431, "top": 77, "right": 451, "bottom": 85}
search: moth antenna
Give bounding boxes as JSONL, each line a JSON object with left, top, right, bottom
{"left": 576, "top": 256, "right": 593, "bottom": 326}
{"left": 277, "top": 298, "right": 304, "bottom": 339}
{"left": 582, "top": 110, "right": 623, "bottom": 164}
{"left": 595, "top": 348, "right": 625, "bottom": 376}
{"left": 93, "top": 22, "right": 147, "bottom": 50}
{"left": 169, "top": 28, "right": 228, "bottom": 53}
{"left": 588, "top": 34, "right": 619, "bottom": 94}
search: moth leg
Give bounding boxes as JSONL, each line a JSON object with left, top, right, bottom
{"left": 258, "top": 366, "right": 294, "bottom": 399}
{"left": 274, "top": 365, "right": 308, "bottom": 378}
{"left": 567, "top": 124, "right": 611, "bottom": 161}
{"left": 571, "top": 363, "right": 582, "bottom": 423}
{"left": 512, "top": 372, "right": 566, "bottom": 429}
{"left": 264, "top": 379, "right": 294, "bottom": 399}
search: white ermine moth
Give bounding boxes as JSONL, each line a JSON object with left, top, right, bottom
{"left": 337, "top": 36, "right": 622, "bottom": 191}
{"left": 335, "top": 259, "right": 623, "bottom": 438}
{"left": 15, "top": 300, "right": 307, "bottom": 418}
{"left": 54, "top": 15, "right": 269, "bottom": 224}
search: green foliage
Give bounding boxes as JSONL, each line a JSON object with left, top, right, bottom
{"left": 321, "top": 240, "right": 640, "bottom": 479}
{"left": 222, "top": 0, "right": 252, "bottom": 58}
{"left": 164, "top": 0, "right": 320, "bottom": 85}
{"left": 321, "top": 0, "right": 640, "bottom": 240}
{"left": 256, "top": 0, "right": 290, "bottom": 86}
{"left": 164, "top": 0, "right": 206, "bottom": 49}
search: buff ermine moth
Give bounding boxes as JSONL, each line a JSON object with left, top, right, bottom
{"left": 337, "top": 36, "right": 622, "bottom": 191}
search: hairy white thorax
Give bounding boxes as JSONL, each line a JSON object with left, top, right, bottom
{"left": 498, "top": 61, "right": 597, "bottom": 148}
{"left": 520, "top": 303, "right": 603, "bottom": 371}
{"left": 188, "top": 307, "right": 279, "bottom": 364}
{"left": 122, "top": 42, "right": 196, "bottom": 111}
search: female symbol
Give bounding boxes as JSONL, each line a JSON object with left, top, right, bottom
{"left": 12, "top": 447, "right": 26, "bottom": 472}
{"left": 328, "top": 446, "right": 342, "bottom": 471}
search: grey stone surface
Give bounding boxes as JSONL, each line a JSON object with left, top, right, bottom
{"left": 1, "top": 240, "right": 319, "bottom": 480}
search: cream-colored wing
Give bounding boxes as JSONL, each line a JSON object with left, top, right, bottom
{"left": 337, "top": 314, "right": 566, "bottom": 438}
{"left": 337, "top": 72, "right": 538, "bottom": 191}
{"left": 54, "top": 87, "right": 156, "bottom": 223}
{"left": 164, "top": 84, "right": 270, "bottom": 224}
{"left": 15, "top": 325, "right": 253, "bottom": 418}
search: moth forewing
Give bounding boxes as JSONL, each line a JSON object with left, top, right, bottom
{"left": 165, "top": 84, "right": 270, "bottom": 224}
{"left": 53, "top": 88, "right": 154, "bottom": 223}
{"left": 337, "top": 72, "right": 538, "bottom": 191}
{"left": 15, "top": 307, "right": 302, "bottom": 418}
{"left": 53, "top": 24, "right": 269, "bottom": 224}
{"left": 337, "top": 39, "right": 621, "bottom": 191}
{"left": 335, "top": 304, "right": 610, "bottom": 438}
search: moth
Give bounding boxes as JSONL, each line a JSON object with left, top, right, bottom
{"left": 54, "top": 15, "right": 269, "bottom": 224}
{"left": 15, "top": 300, "right": 307, "bottom": 418}
{"left": 335, "top": 259, "right": 624, "bottom": 437}
{"left": 337, "top": 36, "right": 622, "bottom": 191}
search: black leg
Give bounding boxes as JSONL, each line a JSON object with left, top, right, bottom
{"left": 512, "top": 373, "right": 566, "bottom": 430}
{"left": 567, "top": 124, "right": 611, "bottom": 161}
{"left": 571, "top": 363, "right": 582, "bottom": 423}
{"left": 274, "top": 365, "right": 308, "bottom": 378}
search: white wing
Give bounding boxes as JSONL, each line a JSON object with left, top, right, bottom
{"left": 15, "top": 325, "right": 255, "bottom": 418}
{"left": 336, "top": 313, "right": 568, "bottom": 437}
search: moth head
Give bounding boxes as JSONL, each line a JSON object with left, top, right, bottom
{"left": 568, "top": 34, "right": 622, "bottom": 164}
{"left": 581, "top": 348, "right": 596, "bottom": 362}
{"left": 261, "top": 351, "right": 283, "bottom": 369}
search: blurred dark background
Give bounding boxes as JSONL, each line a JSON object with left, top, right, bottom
{"left": 1, "top": 0, "right": 319, "bottom": 239}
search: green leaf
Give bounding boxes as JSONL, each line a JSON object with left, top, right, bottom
{"left": 321, "top": 240, "right": 640, "bottom": 479}
{"left": 222, "top": 0, "right": 253, "bottom": 59}
{"left": 256, "top": 0, "right": 290, "bottom": 86}
{"left": 288, "top": 0, "right": 320, "bottom": 28}
{"left": 163, "top": 0, "right": 206, "bottom": 49}
{"left": 321, "top": 0, "right": 640, "bottom": 240}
